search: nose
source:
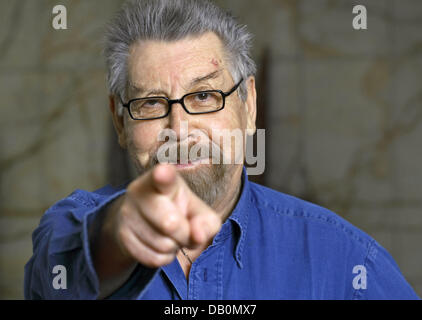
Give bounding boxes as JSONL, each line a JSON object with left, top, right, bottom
{"left": 168, "top": 101, "right": 190, "bottom": 141}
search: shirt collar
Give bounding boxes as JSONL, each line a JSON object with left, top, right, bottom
{"left": 226, "top": 167, "right": 252, "bottom": 268}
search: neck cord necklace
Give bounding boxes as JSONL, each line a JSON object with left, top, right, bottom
{"left": 180, "top": 248, "right": 193, "bottom": 264}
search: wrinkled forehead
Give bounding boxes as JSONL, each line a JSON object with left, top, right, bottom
{"left": 127, "top": 32, "right": 231, "bottom": 92}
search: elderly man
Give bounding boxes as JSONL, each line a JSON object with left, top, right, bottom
{"left": 25, "top": 0, "right": 418, "bottom": 300}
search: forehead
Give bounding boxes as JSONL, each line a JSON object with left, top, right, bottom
{"left": 127, "top": 32, "right": 228, "bottom": 86}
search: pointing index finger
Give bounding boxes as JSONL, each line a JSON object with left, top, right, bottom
{"left": 151, "top": 164, "right": 178, "bottom": 196}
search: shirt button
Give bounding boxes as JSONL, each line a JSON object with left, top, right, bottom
{"left": 203, "top": 268, "right": 208, "bottom": 282}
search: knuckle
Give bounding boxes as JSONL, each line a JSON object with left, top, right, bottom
{"left": 116, "top": 228, "right": 134, "bottom": 258}
{"left": 116, "top": 227, "right": 128, "bottom": 244}
{"left": 157, "top": 238, "right": 178, "bottom": 253}
{"left": 146, "top": 253, "right": 172, "bottom": 268}
{"left": 160, "top": 214, "right": 180, "bottom": 234}
{"left": 118, "top": 201, "right": 135, "bottom": 221}
{"left": 118, "top": 205, "right": 129, "bottom": 220}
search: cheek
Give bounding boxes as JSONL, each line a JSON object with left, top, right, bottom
{"left": 131, "top": 126, "right": 149, "bottom": 147}
{"left": 204, "top": 106, "right": 247, "bottom": 163}
{"left": 208, "top": 103, "right": 246, "bottom": 131}
{"left": 126, "top": 122, "right": 162, "bottom": 166}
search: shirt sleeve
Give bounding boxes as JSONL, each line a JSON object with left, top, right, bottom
{"left": 356, "top": 240, "right": 420, "bottom": 300}
{"left": 24, "top": 188, "right": 159, "bottom": 300}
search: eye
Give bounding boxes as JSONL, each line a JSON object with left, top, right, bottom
{"left": 142, "top": 99, "right": 163, "bottom": 108}
{"left": 195, "top": 93, "right": 210, "bottom": 101}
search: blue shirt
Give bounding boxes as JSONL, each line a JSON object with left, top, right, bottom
{"left": 24, "top": 168, "right": 419, "bottom": 300}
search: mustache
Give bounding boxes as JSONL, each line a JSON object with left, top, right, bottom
{"left": 151, "top": 140, "right": 226, "bottom": 165}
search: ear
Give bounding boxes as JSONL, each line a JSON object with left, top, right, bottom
{"left": 244, "top": 76, "right": 257, "bottom": 136}
{"left": 109, "top": 95, "right": 127, "bottom": 149}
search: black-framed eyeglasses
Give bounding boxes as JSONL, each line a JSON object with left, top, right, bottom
{"left": 120, "top": 79, "right": 243, "bottom": 120}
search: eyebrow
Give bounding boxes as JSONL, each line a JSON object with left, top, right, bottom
{"left": 129, "top": 69, "right": 223, "bottom": 97}
{"left": 189, "top": 69, "right": 222, "bottom": 87}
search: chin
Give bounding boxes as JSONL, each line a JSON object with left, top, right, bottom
{"left": 177, "top": 163, "right": 230, "bottom": 206}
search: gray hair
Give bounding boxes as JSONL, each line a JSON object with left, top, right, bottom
{"left": 103, "top": 0, "right": 256, "bottom": 113}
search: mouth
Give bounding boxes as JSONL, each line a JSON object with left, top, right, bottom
{"left": 169, "top": 158, "right": 211, "bottom": 169}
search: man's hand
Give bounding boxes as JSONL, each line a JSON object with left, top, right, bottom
{"left": 100, "top": 163, "right": 222, "bottom": 270}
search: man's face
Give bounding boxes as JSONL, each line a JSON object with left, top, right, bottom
{"left": 112, "top": 32, "right": 256, "bottom": 206}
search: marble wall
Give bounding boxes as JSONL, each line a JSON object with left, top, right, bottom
{"left": 0, "top": 0, "right": 421, "bottom": 299}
